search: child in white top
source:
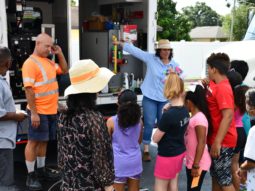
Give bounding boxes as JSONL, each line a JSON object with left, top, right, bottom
{"left": 237, "top": 88, "right": 255, "bottom": 191}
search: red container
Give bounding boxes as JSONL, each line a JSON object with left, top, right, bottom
{"left": 120, "top": 25, "right": 137, "bottom": 41}
{"left": 83, "top": 20, "right": 89, "bottom": 31}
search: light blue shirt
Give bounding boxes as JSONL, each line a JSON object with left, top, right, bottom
{"left": 123, "top": 43, "right": 183, "bottom": 102}
{"left": 0, "top": 75, "right": 17, "bottom": 149}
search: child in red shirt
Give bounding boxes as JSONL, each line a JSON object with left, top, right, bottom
{"left": 205, "top": 53, "right": 237, "bottom": 191}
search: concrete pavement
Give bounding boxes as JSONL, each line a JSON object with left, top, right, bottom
{"left": 140, "top": 144, "right": 212, "bottom": 191}
{"left": 14, "top": 142, "right": 212, "bottom": 191}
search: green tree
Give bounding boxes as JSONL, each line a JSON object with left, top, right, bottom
{"left": 223, "top": 4, "right": 249, "bottom": 40}
{"left": 238, "top": 0, "right": 255, "bottom": 5}
{"left": 182, "top": 2, "right": 222, "bottom": 28}
{"left": 157, "top": 0, "right": 191, "bottom": 41}
{"left": 71, "top": 0, "right": 76, "bottom": 7}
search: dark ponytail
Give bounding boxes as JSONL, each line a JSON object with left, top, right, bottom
{"left": 117, "top": 90, "right": 141, "bottom": 128}
{"left": 186, "top": 85, "right": 212, "bottom": 134}
{"left": 234, "top": 85, "right": 249, "bottom": 115}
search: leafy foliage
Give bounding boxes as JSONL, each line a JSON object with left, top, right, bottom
{"left": 238, "top": 0, "right": 255, "bottom": 5}
{"left": 157, "top": 0, "right": 191, "bottom": 41}
{"left": 222, "top": 4, "right": 249, "bottom": 40}
{"left": 71, "top": 0, "right": 76, "bottom": 7}
{"left": 181, "top": 2, "right": 222, "bottom": 28}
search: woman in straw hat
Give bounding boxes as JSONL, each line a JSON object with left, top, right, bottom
{"left": 115, "top": 39, "right": 183, "bottom": 161}
{"left": 57, "top": 59, "right": 115, "bottom": 191}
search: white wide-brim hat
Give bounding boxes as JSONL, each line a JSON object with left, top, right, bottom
{"left": 156, "top": 39, "right": 171, "bottom": 49}
{"left": 64, "top": 59, "right": 115, "bottom": 97}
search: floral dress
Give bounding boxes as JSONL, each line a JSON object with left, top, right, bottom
{"left": 57, "top": 108, "right": 114, "bottom": 191}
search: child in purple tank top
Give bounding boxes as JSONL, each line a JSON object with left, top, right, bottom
{"left": 107, "top": 90, "right": 143, "bottom": 191}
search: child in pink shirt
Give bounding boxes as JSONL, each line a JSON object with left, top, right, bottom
{"left": 185, "top": 85, "right": 211, "bottom": 191}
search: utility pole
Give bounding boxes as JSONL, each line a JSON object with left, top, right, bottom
{"left": 230, "top": 0, "right": 236, "bottom": 41}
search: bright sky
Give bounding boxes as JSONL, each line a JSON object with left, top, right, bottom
{"left": 175, "top": 0, "right": 233, "bottom": 16}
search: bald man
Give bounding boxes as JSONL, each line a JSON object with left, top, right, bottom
{"left": 22, "top": 33, "right": 68, "bottom": 190}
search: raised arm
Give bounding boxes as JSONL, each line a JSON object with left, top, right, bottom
{"left": 116, "top": 41, "right": 151, "bottom": 63}
{"left": 52, "top": 45, "right": 68, "bottom": 74}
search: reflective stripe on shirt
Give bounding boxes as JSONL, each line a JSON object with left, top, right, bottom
{"left": 23, "top": 77, "right": 35, "bottom": 84}
{"left": 28, "top": 56, "right": 59, "bottom": 97}
{"left": 35, "top": 89, "right": 59, "bottom": 98}
{"left": 55, "top": 64, "right": 59, "bottom": 70}
{"left": 34, "top": 77, "right": 57, "bottom": 87}
{"left": 29, "top": 56, "right": 57, "bottom": 87}
{"left": 29, "top": 56, "right": 48, "bottom": 81}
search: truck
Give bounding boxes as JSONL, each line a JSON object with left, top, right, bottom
{"left": 1, "top": 0, "right": 255, "bottom": 144}
{"left": 0, "top": 0, "right": 158, "bottom": 143}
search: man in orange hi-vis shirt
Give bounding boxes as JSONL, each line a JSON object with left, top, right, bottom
{"left": 22, "top": 33, "right": 68, "bottom": 190}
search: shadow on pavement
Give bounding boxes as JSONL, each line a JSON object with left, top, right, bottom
{"left": 14, "top": 141, "right": 59, "bottom": 191}
{"left": 14, "top": 141, "right": 212, "bottom": 191}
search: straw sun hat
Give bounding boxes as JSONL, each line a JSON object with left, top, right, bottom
{"left": 64, "top": 59, "right": 115, "bottom": 97}
{"left": 156, "top": 39, "right": 171, "bottom": 49}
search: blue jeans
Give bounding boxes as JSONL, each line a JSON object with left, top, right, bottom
{"left": 142, "top": 96, "right": 167, "bottom": 144}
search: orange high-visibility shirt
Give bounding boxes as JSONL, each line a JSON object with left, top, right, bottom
{"left": 22, "top": 55, "right": 62, "bottom": 114}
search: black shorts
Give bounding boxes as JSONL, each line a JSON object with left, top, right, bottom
{"left": 234, "top": 127, "right": 246, "bottom": 153}
{"left": 186, "top": 168, "right": 207, "bottom": 191}
{"left": 210, "top": 147, "right": 235, "bottom": 186}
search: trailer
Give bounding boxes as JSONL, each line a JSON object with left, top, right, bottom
{"left": 0, "top": 0, "right": 157, "bottom": 143}
{"left": 1, "top": 0, "right": 255, "bottom": 144}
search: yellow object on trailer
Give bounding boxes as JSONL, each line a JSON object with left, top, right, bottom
{"left": 112, "top": 35, "right": 118, "bottom": 73}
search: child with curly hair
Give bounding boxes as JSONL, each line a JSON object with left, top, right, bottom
{"left": 107, "top": 90, "right": 143, "bottom": 191}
